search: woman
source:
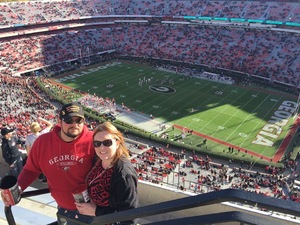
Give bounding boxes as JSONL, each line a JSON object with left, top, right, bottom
{"left": 25, "top": 117, "right": 53, "bottom": 182}
{"left": 75, "top": 121, "right": 138, "bottom": 225}
{"left": 25, "top": 117, "right": 53, "bottom": 155}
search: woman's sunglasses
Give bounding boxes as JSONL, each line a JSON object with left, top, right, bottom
{"left": 63, "top": 117, "right": 85, "bottom": 124}
{"left": 93, "top": 139, "right": 114, "bottom": 147}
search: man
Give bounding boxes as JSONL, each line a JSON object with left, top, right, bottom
{"left": 1, "top": 127, "right": 24, "bottom": 177}
{"left": 2, "top": 102, "right": 95, "bottom": 224}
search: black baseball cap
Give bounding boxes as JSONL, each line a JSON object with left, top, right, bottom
{"left": 1, "top": 128, "right": 14, "bottom": 136}
{"left": 59, "top": 102, "right": 84, "bottom": 120}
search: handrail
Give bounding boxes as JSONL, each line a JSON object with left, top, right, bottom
{"left": 142, "top": 211, "right": 287, "bottom": 225}
{"left": 4, "top": 206, "right": 16, "bottom": 225}
{"left": 4, "top": 188, "right": 51, "bottom": 225}
{"left": 60, "top": 189, "right": 300, "bottom": 225}
{"left": 5, "top": 188, "right": 300, "bottom": 225}
{"left": 20, "top": 188, "right": 50, "bottom": 198}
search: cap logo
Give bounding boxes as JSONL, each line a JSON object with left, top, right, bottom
{"left": 66, "top": 105, "right": 80, "bottom": 113}
{"left": 60, "top": 103, "right": 83, "bottom": 119}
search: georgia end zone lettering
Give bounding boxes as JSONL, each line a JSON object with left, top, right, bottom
{"left": 252, "top": 100, "right": 297, "bottom": 147}
{"left": 55, "top": 62, "right": 122, "bottom": 82}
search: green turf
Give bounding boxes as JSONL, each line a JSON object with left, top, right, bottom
{"left": 54, "top": 61, "right": 298, "bottom": 158}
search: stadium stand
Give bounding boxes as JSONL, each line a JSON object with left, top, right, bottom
{"left": 1, "top": 1, "right": 300, "bottom": 223}
{"left": 1, "top": 0, "right": 300, "bottom": 25}
{"left": 0, "top": 0, "right": 299, "bottom": 89}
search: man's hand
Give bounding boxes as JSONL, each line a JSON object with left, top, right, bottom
{"left": 1, "top": 191, "right": 12, "bottom": 207}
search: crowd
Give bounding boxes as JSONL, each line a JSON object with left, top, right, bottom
{"left": 78, "top": 95, "right": 117, "bottom": 116}
{"left": 116, "top": 24, "right": 299, "bottom": 86}
{"left": 0, "top": 23, "right": 299, "bottom": 88}
{"left": 131, "top": 144, "right": 300, "bottom": 203}
{"left": 0, "top": 75, "right": 57, "bottom": 140}
{"left": 0, "top": 0, "right": 300, "bottom": 26}
{"left": 0, "top": 1, "right": 299, "bottom": 82}
{"left": 0, "top": 29, "right": 115, "bottom": 75}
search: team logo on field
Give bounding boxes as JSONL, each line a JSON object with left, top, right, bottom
{"left": 149, "top": 85, "right": 176, "bottom": 94}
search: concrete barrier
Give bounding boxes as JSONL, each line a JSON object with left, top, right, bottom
{"left": 137, "top": 180, "right": 300, "bottom": 225}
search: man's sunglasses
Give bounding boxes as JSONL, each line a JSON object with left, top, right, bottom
{"left": 93, "top": 139, "right": 114, "bottom": 148}
{"left": 63, "top": 117, "right": 85, "bottom": 124}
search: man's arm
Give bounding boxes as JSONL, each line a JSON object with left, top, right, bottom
{"left": 17, "top": 169, "right": 40, "bottom": 191}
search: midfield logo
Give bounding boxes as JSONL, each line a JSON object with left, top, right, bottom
{"left": 149, "top": 85, "right": 176, "bottom": 94}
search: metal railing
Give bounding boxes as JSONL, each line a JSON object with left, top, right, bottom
{"left": 4, "top": 188, "right": 300, "bottom": 225}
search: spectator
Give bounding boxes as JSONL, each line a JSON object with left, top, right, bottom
{"left": 25, "top": 117, "right": 53, "bottom": 155}
{"left": 75, "top": 121, "right": 139, "bottom": 225}
{"left": 25, "top": 117, "right": 53, "bottom": 183}
{"left": 1, "top": 127, "right": 25, "bottom": 177}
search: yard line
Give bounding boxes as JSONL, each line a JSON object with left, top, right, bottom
{"left": 238, "top": 95, "right": 283, "bottom": 154}
{"left": 180, "top": 84, "right": 244, "bottom": 132}
{"left": 199, "top": 88, "right": 254, "bottom": 133}
{"left": 164, "top": 80, "right": 216, "bottom": 117}
{"left": 224, "top": 93, "right": 274, "bottom": 144}
{"left": 175, "top": 83, "right": 228, "bottom": 131}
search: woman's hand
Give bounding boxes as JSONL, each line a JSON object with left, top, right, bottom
{"left": 75, "top": 201, "right": 96, "bottom": 216}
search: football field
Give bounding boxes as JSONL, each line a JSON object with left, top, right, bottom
{"left": 53, "top": 61, "right": 299, "bottom": 161}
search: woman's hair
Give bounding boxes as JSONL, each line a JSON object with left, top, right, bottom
{"left": 30, "top": 122, "right": 41, "bottom": 133}
{"left": 93, "top": 121, "right": 130, "bottom": 164}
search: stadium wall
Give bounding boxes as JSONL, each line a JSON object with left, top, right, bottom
{"left": 138, "top": 181, "right": 300, "bottom": 225}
